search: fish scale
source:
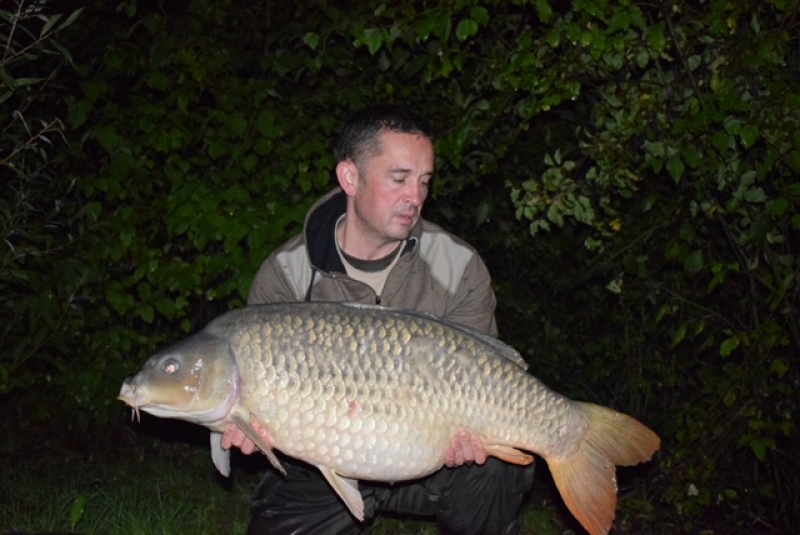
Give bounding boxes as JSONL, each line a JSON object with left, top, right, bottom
{"left": 119, "top": 301, "right": 660, "bottom": 535}
{"left": 210, "top": 305, "right": 572, "bottom": 479}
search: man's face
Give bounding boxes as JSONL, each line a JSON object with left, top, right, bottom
{"left": 345, "top": 130, "right": 434, "bottom": 248}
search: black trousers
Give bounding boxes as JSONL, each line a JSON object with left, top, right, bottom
{"left": 245, "top": 454, "right": 535, "bottom": 535}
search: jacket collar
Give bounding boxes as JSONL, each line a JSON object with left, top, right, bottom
{"left": 304, "top": 188, "right": 421, "bottom": 273}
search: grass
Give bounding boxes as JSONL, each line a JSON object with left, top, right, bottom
{"left": 1, "top": 413, "right": 573, "bottom": 535}
{"left": 0, "top": 419, "right": 249, "bottom": 534}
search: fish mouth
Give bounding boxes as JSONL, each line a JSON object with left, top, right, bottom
{"left": 116, "top": 372, "right": 241, "bottom": 428}
{"left": 118, "top": 382, "right": 144, "bottom": 422}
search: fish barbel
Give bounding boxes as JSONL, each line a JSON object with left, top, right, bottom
{"left": 119, "top": 302, "right": 659, "bottom": 535}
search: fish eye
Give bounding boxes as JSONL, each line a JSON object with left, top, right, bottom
{"left": 163, "top": 359, "right": 180, "bottom": 374}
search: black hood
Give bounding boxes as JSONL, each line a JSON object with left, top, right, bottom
{"left": 304, "top": 190, "right": 347, "bottom": 273}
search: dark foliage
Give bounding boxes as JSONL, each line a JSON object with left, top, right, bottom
{"left": 2, "top": 0, "right": 798, "bottom": 532}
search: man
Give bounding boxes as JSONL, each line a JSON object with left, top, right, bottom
{"left": 223, "top": 104, "right": 535, "bottom": 534}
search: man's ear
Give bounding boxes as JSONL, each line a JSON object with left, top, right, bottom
{"left": 336, "top": 160, "right": 358, "bottom": 196}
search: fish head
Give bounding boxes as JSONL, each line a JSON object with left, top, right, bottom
{"left": 118, "top": 330, "right": 239, "bottom": 429}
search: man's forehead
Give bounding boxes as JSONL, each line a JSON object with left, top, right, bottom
{"left": 375, "top": 131, "right": 433, "bottom": 157}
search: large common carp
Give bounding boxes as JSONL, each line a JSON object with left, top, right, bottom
{"left": 119, "top": 302, "right": 659, "bottom": 535}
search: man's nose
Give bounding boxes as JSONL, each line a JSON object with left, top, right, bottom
{"left": 405, "top": 180, "right": 424, "bottom": 206}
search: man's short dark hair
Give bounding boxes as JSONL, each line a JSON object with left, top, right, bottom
{"left": 335, "top": 104, "right": 433, "bottom": 168}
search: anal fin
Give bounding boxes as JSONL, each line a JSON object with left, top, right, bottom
{"left": 485, "top": 444, "right": 535, "bottom": 465}
{"left": 230, "top": 408, "right": 286, "bottom": 475}
{"left": 318, "top": 465, "right": 365, "bottom": 522}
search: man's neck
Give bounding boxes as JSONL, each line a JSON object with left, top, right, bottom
{"left": 336, "top": 215, "right": 403, "bottom": 261}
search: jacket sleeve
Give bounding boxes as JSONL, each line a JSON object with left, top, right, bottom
{"left": 247, "top": 254, "right": 302, "bottom": 305}
{"left": 248, "top": 233, "right": 313, "bottom": 305}
{"left": 445, "top": 253, "right": 499, "bottom": 337}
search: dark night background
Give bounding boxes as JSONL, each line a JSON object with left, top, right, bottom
{"left": 2, "top": 0, "right": 799, "bottom": 533}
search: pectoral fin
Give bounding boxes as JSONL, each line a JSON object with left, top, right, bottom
{"left": 230, "top": 409, "right": 286, "bottom": 475}
{"left": 317, "top": 465, "right": 365, "bottom": 522}
{"left": 210, "top": 431, "right": 231, "bottom": 476}
{"left": 485, "top": 444, "right": 535, "bottom": 465}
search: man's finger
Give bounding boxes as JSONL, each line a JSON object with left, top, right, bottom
{"left": 472, "top": 434, "right": 487, "bottom": 465}
{"left": 240, "top": 436, "right": 257, "bottom": 455}
{"left": 460, "top": 431, "right": 473, "bottom": 465}
{"left": 220, "top": 424, "right": 235, "bottom": 450}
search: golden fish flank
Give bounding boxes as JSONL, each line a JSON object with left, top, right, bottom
{"left": 119, "top": 301, "right": 660, "bottom": 535}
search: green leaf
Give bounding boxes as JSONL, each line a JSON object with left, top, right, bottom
{"left": 58, "top": 8, "right": 85, "bottom": 32}
{"left": 682, "top": 146, "right": 702, "bottom": 168}
{"left": 667, "top": 156, "right": 685, "bottom": 183}
{"left": 786, "top": 150, "right": 800, "bottom": 172}
{"left": 40, "top": 14, "right": 63, "bottom": 37}
{"left": 664, "top": 239, "right": 682, "bottom": 260}
{"left": 683, "top": 250, "right": 704, "bottom": 273}
{"left": 70, "top": 494, "right": 87, "bottom": 529}
{"left": 769, "top": 197, "right": 789, "bottom": 217}
{"left": 155, "top": 297, "right": 177, "bottom": 319}
{"left": 647, "top": 22, "right": 666, "bottom": 52}
{"left": 749, "top": 439, "right": 766, "bottom": 461}
{"left": 740, "top": 124, "right": 758, "bottom": 148}
{"left": 711, "top": 130, "right": 734, "bottom": 152}
{"left": 417, "top": 11, "right": 438, "bottom": 41}
{"left": 723, "top": 390, "right": 736, "bottom": 407}
{"left": 243, "top": 153, "right": 258, "bottom": 172}
{"left": 83, "top": 202, "right": 102, "bottom": 222}
{"left": 225, "top": 112, "right": 248, "bottom": 138}
{"left": 708, "top": 269, "right": 726, "bottom": 292}
{"left": 363, "top": 28, "right": 383, "bottom": 55}
{"left": 743, "top": 187, "right": 767, "bottom": 203}
{"left": 671, "top": 323, "right": 687, "bottom": 348}
{"left": 720, "top": 336, "right": 739, "bottom": 356}
{"left": 635, "top": 48, "right": 649, "bottom": 68}
{"left": 456, "top": 18, "right": 479, "bottom": 41}
{"left": 50, "top": 39, "right": 76, "bottom": 67}
{"left": 534, "top": 0, "right": 553, "bottom": 23}
{"left": 475, "top": 198, "right": 491, "bottom": 226}
{"left": 303, "top": 32, "right": 320, "bottom": 50}
{"left": 470, "top": 6, "right": 489, "bottom": 26}
{"left": 723, "top": 116, "right": 742, "bottom": 135}
{"left": 7, "top": 76, "right": 45, "bottom": 88}
{"left": 770, "top": 358, "right": 789, "bottom": 377}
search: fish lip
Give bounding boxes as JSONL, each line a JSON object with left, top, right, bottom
{"left": 118, "top": 381, "right": 144, "bottom": 422}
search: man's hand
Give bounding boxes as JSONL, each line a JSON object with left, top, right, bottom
{"left": 220, "top": 420, "right": 271, "bottom": 455}
{"left": 444, "top": 430, "right": 487, "bottom": 467}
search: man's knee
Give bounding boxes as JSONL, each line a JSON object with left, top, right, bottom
{"left": 248, "top": 460, "right": 367, "bottom": 535}
{"left": 448, "top": 457, "right": 534, "bottom": 493}
{"left": 436, "top": 459, "right": 535, "bottom": 535}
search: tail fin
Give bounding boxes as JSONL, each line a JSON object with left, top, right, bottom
{"left": 547, "top": 402, "right": 660, "bottom": 535}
